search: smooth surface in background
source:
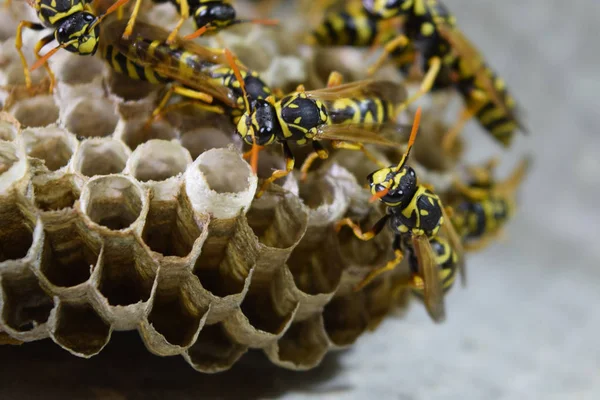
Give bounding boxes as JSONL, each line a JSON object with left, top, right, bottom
{"left": 1, "top": 0, "right": 599, "bottom": 399}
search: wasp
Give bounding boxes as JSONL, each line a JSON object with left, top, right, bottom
{"left": 450, "top": 156, "right": 530, "bottom": 251}
{"left": 100, "top": 19, "right": 272, "bottom": 123}
{"left": 15, "top": 0, "right": 130, "bottom": 92}
{"left": 361, "top": 0, "right": 527, "bottom": 148}
{"left": 336, "top": 107, "right": 464, "bottom": 322}
{"left": 122, "top": 0, "right": 278, "bottom": 44}
{"left": 228, "top": 53, "right": 409, "bottom": 197}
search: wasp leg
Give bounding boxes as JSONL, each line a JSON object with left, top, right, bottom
{"left": 335, "top": 214, "right": 389, "bottom": 240}
{"left": 367, "top": 34, "right": 410, "bottom": 76}
{"left": 243, "top": 146, "right": 265, "bottom": 159}
{"left": 33, "top": 33, "right": 56, "bottom": 93}
{"left": 326, "top": 71, "right": 344, "bottom": 87}
{"left": 300, "top": 141, "right": 329, "bottom": 181}
{"left": 148, "top": 85, "right": 213, "bottom": 124}
{"left": 123, "top": 0, "right": 143, "bottom": 38}
{"left": 15, "top": 21, "right": 45, "bottom": 89}
{"left": 167, "top": 0, "right": 190, "bottom": 44}
{"left": 256, "top": 141, "right": 294, "bottom": 198}
{"left": 331, "top": 141, "right": 387, "bottom": 168}
{"left": 395, "top": 56, "right": 442, "bottom": 115}
{"left": 355, "top": 248, "right": 404, "bottom": 291}
{"left": 153, "top": 100, "right": 224, "bottom": 123}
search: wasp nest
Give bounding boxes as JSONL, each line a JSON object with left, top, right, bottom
{"left": 0, "top": 2, "right": 460, "bottom": 372}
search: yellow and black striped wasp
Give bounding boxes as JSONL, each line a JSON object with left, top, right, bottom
{"left": 336, "top": 107, "right": 465, "bottom": 322}
{"left": 15, "top": 0, "right": 130, "bottom": 92}
{"left": 122, "top": 0, "right": 278, "bottom": 44}
{"left": 227, "top": 53, "right": 410, "bottom": 197}
{"left": 361, "top": 0, "right": 527, "bottom": 148}
{"left": 99, "top": 18, "right": 272, "bottom": 124}
{"left": 450, "top": 156, "right": 530, "bottom": 251}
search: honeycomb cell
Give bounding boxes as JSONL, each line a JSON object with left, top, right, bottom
{"left": 142, "top": 192, "right": 204, "bottom": 257}
{"left": 323, "top": 294, "right": 369, "bottom": 347}
{"left": 21, "top": 127, "right": 77, "bottom": 172}
{"left": 185, "top": 323, "right": 248, "bottom": 373}
{"left": 82, "top": 175, "right": 145, "bottom": 231}
{"left": 238, "top": 292, "right": 296, "bottom": 338}
{"left": 51, "top": 300, "right": 112, "bottom": 357}
{"left": 73, "top": 138, "right": 130, "bottom": 178}
{"left": 0, "top": 267, "right": 53, "bottom": 334}
{"left": 0, "top": 118, "right": 17, "bottom": 141}
{"left": 33, "top": 176, "right": 78, "bottom": 211}
{"left": 0, "top": 140, "right": 23, "bottom": 179}
{"left": 10, "top": 95, "right": 59, "bottom": 128}
{"left": 65, "top": 98, "right": 118, "bottom": 139}
{"left": 127, "top": 140, "right": 192, "bottom": 183}
{"left": 40, "top": 220, "right": 100, "bottom": 288}
{"left": 52, "top": 52, "right": 105, "bottom": 86}
{"left": 265, "top": 314, "right": 329, "bottom": 370}
{"left": 119, "top": 120, "right": 178, "bottom": 151}
{"left": 0, "top": 203, "right": 36, "bottom": 262}
{"left": 180, "top": 127, "right": 235, "bottom": 160}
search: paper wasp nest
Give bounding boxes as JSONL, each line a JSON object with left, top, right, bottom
{"left": 0, "top": 2, "right": 459, "bottom": 372}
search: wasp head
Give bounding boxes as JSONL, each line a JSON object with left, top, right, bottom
{"left": 236, "top": 99, "right": 280, "bottom": 146}
{"left": 362, "top": 0, "right": 408, "bottom": 19}
{"left": 56, "top": 13, "right": 100, "bottom": 56}
{"left": 368, "top": 164, "right": 417, "bottom": 206}
{"left": 195, "top": 2, "right": 237, "bottom": 30}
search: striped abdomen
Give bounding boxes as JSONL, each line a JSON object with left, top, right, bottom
{"left": 327, "top": 97, "right": 394, "bottom": 125}
{"left": 312, "top": 9, "right": 383, "bottom": 47}
{"left": 102, "top": 44, "right": 170, "bottom": 84}
{"left": 408, "top": 236, "right": 458, "bottom": 294}
{"left": 456, "top": 196, "right": 513, "bottom": 241}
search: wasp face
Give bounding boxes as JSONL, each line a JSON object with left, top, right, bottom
{"left": 368, "top": 165, "right": 417, "bottom": 206}
{"left": 195, "top": 3, "right": 236, "bottom": 29}
{"left": 56, "top": 13, "right": 100, "bottom": 56}
{"left": 362, "top": 0, "right": 408, "bottom": 19}
{"left": 236, "top": 99, "right": 279, "bottom": 146}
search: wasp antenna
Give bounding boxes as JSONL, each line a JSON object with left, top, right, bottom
{"left": 90, "top": 0, "right": 131, "bottom": 31}
{"left": 30, "top": 43, "right": 67, "bottom": 71}
{"left": 224, "top": 48, "right": 258, "bottom": 174}
{"left": 183, "top": 25, "right": 211, "bottom": 40}
{"left": 237, "top": 18, "right": 280, "bottom": 27}
{"left": 396, "top": 106, "right": 422, "bottom": 169}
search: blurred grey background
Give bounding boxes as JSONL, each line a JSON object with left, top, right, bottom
{"left": 2, "top": 0, "right": 599, "bottom": 399}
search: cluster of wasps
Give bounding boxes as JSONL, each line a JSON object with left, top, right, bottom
{"left": 12, "top": 0, "right": 530, "bottom": 322}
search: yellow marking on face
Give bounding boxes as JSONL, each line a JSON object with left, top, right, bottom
{"left": 78, "top": 37, "right": 97, "bottom": 54}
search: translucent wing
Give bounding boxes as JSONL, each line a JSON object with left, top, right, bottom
{"left": 314, "top": 123, "right": 407, "bottom": 146}
{"left": 441, "top": 206, "right": 466, "bottom": 287}
{"left": 494, "top": 156, "right": 532, "bottom": 198}
{"left": 100, "top": 19, "right": 237, "bottom": 107}
{"left": 436, "top": 24, "right": 527, "bottom": 130}
{"left": 412, "top": 235, "right": 446, "bottom": 322}
{"left": 304, "top": 80, "right": 407, "bottom": 106}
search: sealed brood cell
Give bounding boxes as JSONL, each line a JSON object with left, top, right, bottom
{"left": 73, "top": 138, "right": 130, "bottom": 178}
{"left": 49, "top": 299, "right": 112, "bottom": 357}
{"left": 184, "top": 322, "right": 248, "bottom": 373}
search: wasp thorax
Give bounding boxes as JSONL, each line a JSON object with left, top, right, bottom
{"left": 368, "top": 165, "right": 417, "bottom": 206}
{"left": 237, "top": 99, "right": 280, "bottom": 146}
{"left": 56, "top": 13, "right": 100, "bottom": 56}
{"left": 195, "top": 2, "right": 236, "bottom": 29}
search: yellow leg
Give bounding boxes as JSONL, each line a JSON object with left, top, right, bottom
{"left": 166, "top": 0, "right": 190, "bottom": 44}
{"left": 33, "top": 34, "right": 55, "bottom": 93}
{"left": 15, "top": 21, "right": 45, "bottom": 89}
{"left": 256, "top": 141, "right": 294, "bottom": 198}
{"left": 331, "top": 141, "right": 387, "bottom": 168}
{"left": 147, "top": 85, "right": 213, "bottom": 126}
{"left": 354, "top": 249, "right": 404, "bottom": 291}
{"left": 395, "top": 56, "right": 442, "bottom": 115}
{"left": 123, "top": 0, "right": 143, "bottom": 39}
{"left": 335, "top": 214, "right": 389, "bottom": 241}
{"left": 300, "top": 141, "right": 329, "bottom": 181}
{"left": 243, "top": 146, "right": 264, "bottom": 159}
{"left": 367, "top": 35, "right": 410, "bottom": 76}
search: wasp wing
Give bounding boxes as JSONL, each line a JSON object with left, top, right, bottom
{"left": 412, "top": 235, "right": 446, "bottom": 323}
{"left": 314, "top": 123, "right": 407, "bottom": 146}
{"left": 304, "top": 80, "right": 407, "bottom": 106}
{"left": 441, "top": 206, "right": 466, "bottom": 287}
{"left": 101, "top": 19, "right": 238, "bottom": 107}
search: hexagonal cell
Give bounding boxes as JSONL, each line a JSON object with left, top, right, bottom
{"left": 198, "top": 151, "right": 250, "bottom": 194}
{"left": 147, "top": 285, "right": 208, "bottom": 348}
{"left": 180, "top": 127, "right": 235, "bottom": 160}
{"left": 323, "top": 294, "right": 369, "bottom": 347}
{"left": 267, "top": 315, "right": 329, "bottom": 370}
{"left": 127, "top": 140, "right": 192, "bottom": 182}
{"left": 51, "top": 300, "right": 111, "bottom": 357}
{"left": 239, "top": 292, "right": 294, "bottom": 336}
{"left": 21, "top": 127, "right": 76, "bottom": 171}
{"left": 246, "top": 195, "right": 307, "bottom": 249}
{"left": 0, "top": 268, "right": 53, "bottom": 333}
{"left": 97, "top": 242, "right": 155, "bottom": 307}
{"left": 10, "top": 95, "right": 59, "bottom": 128}
{"left": 185, "top": 323, "right": 247, "bottom": 373}
{"left": 107, "top": 71, "right": 157, "bottom": 101}
{"left": 33, "top": 176, "right": 79, "bottom": 211}
{"left": 82, "top": 176, "right": 145, "bottom": 231}
{"left": 120, "top": 120, "right": 178, "bottom": 151}
{"left": 73, "top": 138, "right": 130, "bottom": 178}
{"left": 52, "top": 51, "right": 105, "bottom": 86}
{"left": 142, "top": 193, "right": 204, "bottom": 257}
{"left": 65, "top": 98, "right": 118, "bottom": 139}
{"left": 0, "top": 203, "right": 36, "bottom": 262}
{"left": 40, "top": 221, "right": 99, "bottom": 288}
